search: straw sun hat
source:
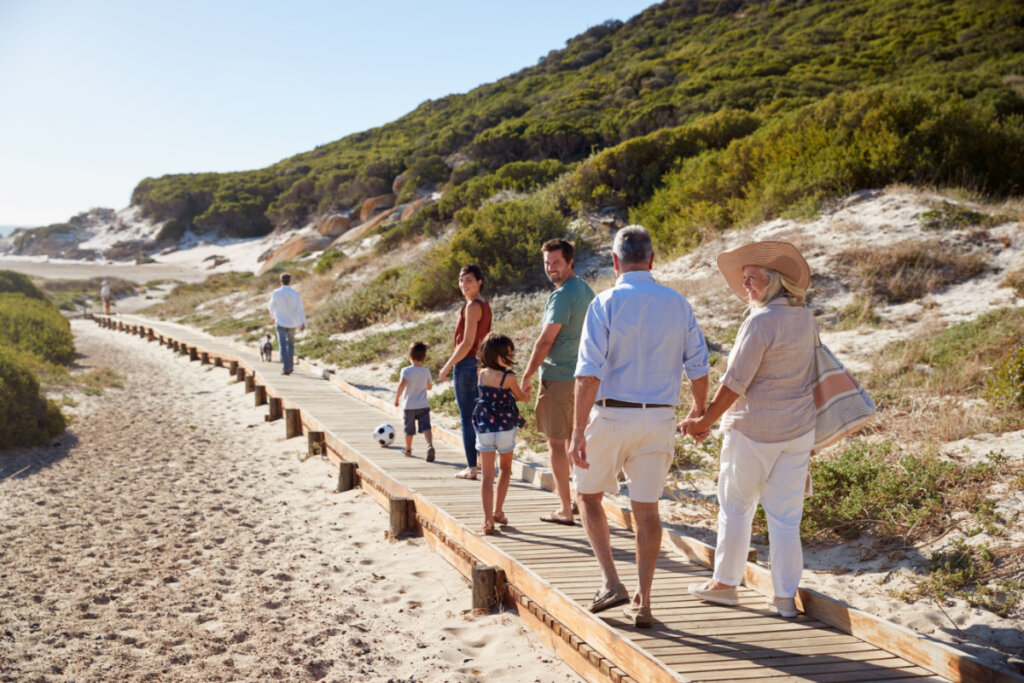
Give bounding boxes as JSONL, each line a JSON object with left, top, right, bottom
{"left": 716, "top": 241, "right": 811, "bottom": 302}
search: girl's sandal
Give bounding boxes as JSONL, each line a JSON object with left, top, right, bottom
{"left": 493, "top": 511, "right": 508, "bottom": 526}
{"left": 403, "top": 450, "right": 413, "bottom": 457}
{"left": 455, "top": 468, "right": 478, "bottom": 480}
{"left": 481, "top": 521, "right": 495, "bottom": 535}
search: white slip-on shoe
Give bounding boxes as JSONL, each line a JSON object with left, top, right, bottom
{"left": 769, "top": 597, "right": 798, "bottom": 618}
{"left": 688, "top": 581, "right": 739, "bottom": 606}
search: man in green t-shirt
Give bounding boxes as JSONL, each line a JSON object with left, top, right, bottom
{"left": 522, "top": 238, "right": 595, "bottom": 525}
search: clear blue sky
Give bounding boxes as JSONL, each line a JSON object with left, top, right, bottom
{"left": 0, "top": 0, "right": 655, "bottom": 227}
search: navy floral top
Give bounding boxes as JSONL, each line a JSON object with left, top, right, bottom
{"left": 472, "top": 370, "right": 525, "bottom": 433}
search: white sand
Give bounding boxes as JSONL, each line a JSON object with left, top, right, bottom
{"left": 0, "top": 320, "right": 578, "bottom": 682}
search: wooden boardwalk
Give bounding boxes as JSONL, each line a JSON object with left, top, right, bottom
{"left": 93, "top": 314, "right": 1024, "bottom": 683}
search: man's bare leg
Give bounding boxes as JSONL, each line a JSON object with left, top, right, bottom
{"left": 578, "top": 491, "right": 620, "bottom": 589}
{"left": 630, "top": 501, "right": 662, "bottom": 608}
{"left": 548, "top": 437, "right": 574, "bottom": 521}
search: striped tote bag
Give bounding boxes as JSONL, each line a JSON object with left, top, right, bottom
{"left": 812, "top": 335, "right": 876, "bottom": 451}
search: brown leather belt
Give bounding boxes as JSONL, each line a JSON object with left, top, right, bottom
{"left": 597, "top": 399, "right": 672, "bottom": 409}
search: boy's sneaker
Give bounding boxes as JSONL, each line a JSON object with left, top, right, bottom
{"left": 426, "top": 445, "right": 435, "bottom": 463}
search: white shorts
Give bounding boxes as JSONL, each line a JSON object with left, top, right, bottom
{"left": 475, "top": 428, "right": 517, "bottom": 454}
{"left": 573, "top": 406, "right": 674, "bottom": 503}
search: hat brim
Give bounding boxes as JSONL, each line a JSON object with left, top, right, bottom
{"left": 716, "top": 241, "right": 810, "bottom": 302}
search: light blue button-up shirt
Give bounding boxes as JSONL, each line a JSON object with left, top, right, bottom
{"left": 575, "top": 270, "right": 709, "bottom": 406}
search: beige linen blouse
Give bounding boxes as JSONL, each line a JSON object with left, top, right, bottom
{"left": 720, "top": 298, "right": 816, "bottom": 443}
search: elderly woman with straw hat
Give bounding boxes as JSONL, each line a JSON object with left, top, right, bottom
{"left": 679, "top": 241, "right": 815, "bottom": 619}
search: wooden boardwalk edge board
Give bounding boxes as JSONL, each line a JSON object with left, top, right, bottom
{"left": 92, "top": 315, "right": 1024, "bottom": 683}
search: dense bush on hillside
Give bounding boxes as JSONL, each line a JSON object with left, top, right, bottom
{"left": 408, "top": 196, "right": 566, "bottom": 309}
{"left": 0, "top": 270, "right": 46, "bottom": 300}
{"left": 0, "top": 347, "right": 66, "bottom": 450}
{"left": 121, "top": 0, "right": 1024, "bottom": 243}
{"left": 633, "top": 87, "right": 1024, "bottom": 252}
{"left": 0, "top": 293, "right": 75, "bottom": 365}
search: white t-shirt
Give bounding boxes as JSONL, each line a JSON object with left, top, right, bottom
{"left": 400, "top": 365, "right": 432, "bottom": 410}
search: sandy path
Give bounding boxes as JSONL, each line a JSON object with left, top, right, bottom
{"left": 0, "top": 320, "right": 577, "bottom": 682}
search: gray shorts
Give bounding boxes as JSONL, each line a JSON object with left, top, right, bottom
{"left": 404, "top": 407, "right": 431, "bottom": 435}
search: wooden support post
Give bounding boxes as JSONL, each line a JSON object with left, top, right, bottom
{"left": 188, "top": 346, "right": 199, "bottom": 362}
{"left": 307, "top": 431, "right": 324, "bottom": 458}
{"left": 285, "top": 408, "right": 301, "bottom": 439}
{"left": 389, "top": 497, "right": 412, "bottom": 538}
{"left": 213, "top": 357, "right": 223, "bottom": 367}
{"left": 139, "top": 327, "right": 146, "bottom": 338}
{"left": 200, "top": 351, "right": 209, "bottom": 364}
{"left": 336, "top": 461, "right": 358, "bottom": 492}
{"left": 147, "top": 328, "right": 155, "bottom": 341}
{"left": 254, "top": 384, "right": 267, "bottom": 406}
{"left": 472, "top": 566, "right": 500, "bottom": 612}
{"left": 234, "top": 366, "right": 245, "bottom": 383}
{"left": 266, "top": 397, "right": 282, "bottom": 421}
{"left": 244, "top": 374, "right": 255, "bottom": 393}
{"left": 228, "top": 360, "right": 238, "bottom": 375}
{"left": 118, "top": 321, "right": 124, "bottom": 331}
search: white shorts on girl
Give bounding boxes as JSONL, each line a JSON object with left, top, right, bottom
{"left": 475, "top": 427, "right": 517, "bottom": 454}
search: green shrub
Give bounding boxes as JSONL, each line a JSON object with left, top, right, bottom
{"left": 634, "top": 87, "right": 1024, "bottom": 253}
{"left": 0, "top": 347, "right": 66, "bottom": 450}
{"left": 0, "top": 270, "right": 45, "bottom": 300}
{"left": 313, "top": 248, "right": 346, "bottom": 275}
{"left": 567, "top": 109, "right": 761, "bottom": 210}
{"left": 0, "top": 293, "right": 75, "bottom": 364}
{"left": 317, "top": 267, "right": 412, "bottom": 333}
{"left": 987, "top": 346, "right": 1024, "bottom": 409}
{"left": 408, "top": 196, "right": 566, "bottom": 309}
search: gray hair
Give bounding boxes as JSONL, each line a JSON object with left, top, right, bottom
{"left": 613, "top": 225, "right": 653, "bottom": 266}
{"left": 751, "top": 267, "right": 806, "bottom": 307}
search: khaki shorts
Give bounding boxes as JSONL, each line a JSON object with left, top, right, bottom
{"left": 573, "top": 405, "right": 674, "bottom": 503}
{"left": 535, "top": 379, "right": 575, "bottom": 440}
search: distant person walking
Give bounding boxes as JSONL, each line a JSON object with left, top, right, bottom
{"left": 268, "top": 273, "right": 305, "bottom": 375}
{"left": 521, "top": 238, "right": 594, "bottom": 525}
{"left": 438, "top": 264, "right": 492, "bottom": 480}
{"left": 571, "top": 225, "right": 709, "bottom": 628}
{"left": 101, "top": 280, "right": 111, "bottom": 315}
{"left": 680, "top": 241, "right": 815, "bottom": 619}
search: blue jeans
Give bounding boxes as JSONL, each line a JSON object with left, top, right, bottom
{"left": 454, "top": 357, "right": 479, "bottom": 468}
{"left": 277, "top": 326, "right": 296, "bottom": 373}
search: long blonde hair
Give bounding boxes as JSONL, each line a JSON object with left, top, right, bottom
{"left": 751, "top": 267, "right": 806, "bottom": 307}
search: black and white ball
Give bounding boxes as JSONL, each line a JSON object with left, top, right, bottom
{"left": 373, "top": 423, "right": 395, "bottom": 447}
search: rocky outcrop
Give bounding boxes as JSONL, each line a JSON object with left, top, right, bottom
{"left": 332, "top": 207, "right": 399, "bottom": 247}
{"left": 392, "top": 173, "right": 408, "bottom": 196}
{"left": 317, "top": 213, "right": 351, "bottom": 238}
{"left": 258, "top": 234, "right": 333, "bottom": 275}
{"left": 359, "top": 193, "right": 395, "bottom": 222}
{"left": 401, "top": 198, "right": 431, "bottom": 221}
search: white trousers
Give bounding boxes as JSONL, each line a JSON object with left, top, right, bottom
{"left": 713, "top": 428, "right": 815, "bottom": 599}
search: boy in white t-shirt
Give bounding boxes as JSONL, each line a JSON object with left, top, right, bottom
{"left": 394, "top": 341, "right": 436, "bottom": 462}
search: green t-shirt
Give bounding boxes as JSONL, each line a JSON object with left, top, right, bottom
{"left": 540, "top": 275, "right": 596, "bottom": 382}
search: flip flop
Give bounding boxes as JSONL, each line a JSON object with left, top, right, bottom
{"left": 540, "top": 513, "right": 576, "bottom": 526}
{"left": 493, "top": 511, "right": 508, "bottom": 525}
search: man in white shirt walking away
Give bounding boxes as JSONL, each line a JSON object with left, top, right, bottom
{"left": 570, "top": 225, "right": 710, "bottom": 628}
{"left": 268, "top": 273, "right": 306, "bottom": 375}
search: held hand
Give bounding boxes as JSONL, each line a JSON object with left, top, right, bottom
{"left": 438, "top": 366, "right": 449, "bottom": 382}
{"left": 678, "top": 418, "right": 711, "bottom": 444}
{"left": 394, "top": 398, "right": 399, "bottom": 407}
{"left": 568, "top": 432, "right": 589, "bottom": 469}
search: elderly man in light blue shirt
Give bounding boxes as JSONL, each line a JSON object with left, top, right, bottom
{"left": 570, "top": 224, "right": 710, "bottom": 628}
{"left": 268, "top": 272, "right": 306, "bottom": 375}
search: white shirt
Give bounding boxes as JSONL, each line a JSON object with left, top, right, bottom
{"left": 268, "top": 285, "right": 306, "bottom": 329}
{"left": 575, "top": 270, "right": 709, "bottom": 405}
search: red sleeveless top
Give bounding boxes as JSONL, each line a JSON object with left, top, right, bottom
{"left": 454, "top": 298, "right": 492, "bottom": 360}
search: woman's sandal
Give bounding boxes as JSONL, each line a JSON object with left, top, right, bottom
{"left": 455, "top": 468, "right": 478, "bottom": 480}
{"left": 493, "top": 511, "right": 508, "bottom": 525}
{"left": 481, "top": 521, "right": 495, "bottom": 535}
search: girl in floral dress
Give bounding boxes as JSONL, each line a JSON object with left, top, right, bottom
{"left": 473, "top": 333, "right": 528, "bottom": 534}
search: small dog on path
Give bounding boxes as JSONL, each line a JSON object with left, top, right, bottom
{"left": 260, "top": 333, "right": 274, "bottom": 362}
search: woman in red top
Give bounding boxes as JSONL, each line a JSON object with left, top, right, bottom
{"left": 439, "top": 264, "right": 492, "bottom": 479}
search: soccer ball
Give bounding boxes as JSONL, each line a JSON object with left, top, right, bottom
{"left": 373, "top": 423, "right": 395, "bottom": 447}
